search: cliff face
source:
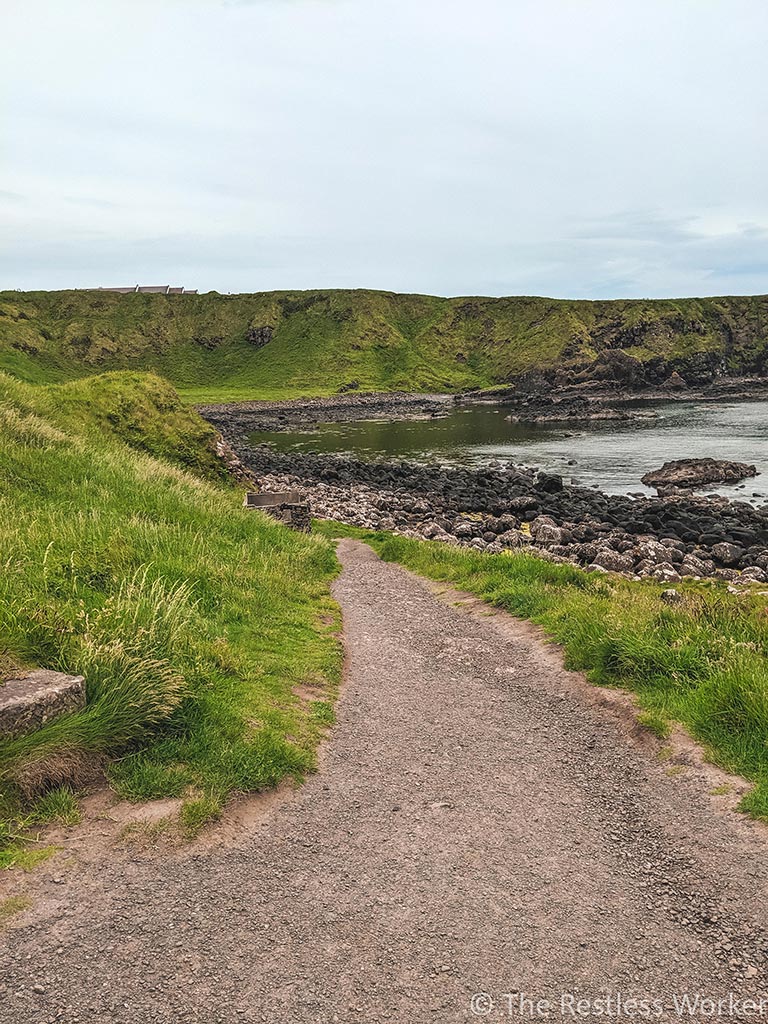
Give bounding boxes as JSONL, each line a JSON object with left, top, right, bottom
{"left": 1, "top": 288, "right": 766, "bottom": 398}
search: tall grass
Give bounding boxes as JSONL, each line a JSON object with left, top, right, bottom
{"left": 0, "top": 373, "right": 341, "bottom": 852}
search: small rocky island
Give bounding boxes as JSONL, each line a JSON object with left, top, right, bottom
{"left": 641, "top": 458, "right": 758, "bottom": 493}
{"left": 504, "top": 395, "right": 656, "bottom": 425}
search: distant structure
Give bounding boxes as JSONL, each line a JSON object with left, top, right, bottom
{"left": 97, "top": 285, "right": 198, "bottom": 295}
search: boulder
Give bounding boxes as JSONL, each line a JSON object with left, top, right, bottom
{"left": 498, "top": 529, "right": 526, "bottom": 548}
{"left": 650, "top": 563, "right": 682, "bottom": 583}
{"left": 641, "top": 458, "right": 758, "bottom": 491}
{"left": 680, "top": 554, "right": 715, "bottom": 577}
{"left": 453, "top": 522, "right": 474, "bottom": 538}
{"left": 711, "top": 541, "right": 745, "bottom": 567}
{"left": 536, "top": 472, "right": 563, "bottom": 493}
{"left": 591, "top": 548, "right": 635, "bottom": 573}
{"left": 738, "top": 566, "right": 768, "bottom": 584}
{"left": 663, "top": 371, "right": 688, "bottom": 389}
{"left": 529, "top": 515, "right": 566, "bottom": 546}
{"left": 534, "top": 524, "right": 567, "bottom": 546}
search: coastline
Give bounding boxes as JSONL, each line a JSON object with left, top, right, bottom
{"left": 198, "top": 376, "right": 768, "bottom": 432}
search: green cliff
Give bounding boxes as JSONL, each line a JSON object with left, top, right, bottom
{"left": 1, "top": 288, "right": 766, "bottom": 401}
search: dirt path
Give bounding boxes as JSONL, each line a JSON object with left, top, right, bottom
{"left": 3, "top": 539, "right": 768, "bottom": 1023}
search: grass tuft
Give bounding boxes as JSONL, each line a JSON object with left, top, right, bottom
{"left": 0, "top": 895, "right": 32, "bottom": 928}
{"left": 636, "top": 710, "right": 671, "bottom": 740}
{"left": 180, "top": 794, "right": 222, "bottom": 838}
{"left": 27, "top": 787, "right": 81, "bottom": 826}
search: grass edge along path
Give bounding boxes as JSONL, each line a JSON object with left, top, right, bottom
{"left": 0, "top": 374, "right": 342, "bottom": 867}
{"left": 315, "top": 521, "right": 768, "bottom": 821}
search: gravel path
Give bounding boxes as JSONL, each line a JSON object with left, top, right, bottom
{"left": 3, "top": 539, "right": 768, "bottom": 1023}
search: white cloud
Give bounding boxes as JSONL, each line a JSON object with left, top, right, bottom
{"left": 3, "top": 0, "right": 767, "bottom": 297}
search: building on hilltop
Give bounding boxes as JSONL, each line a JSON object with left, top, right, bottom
{"left": 97, "top": 285, "right": 198, "bottom": 295}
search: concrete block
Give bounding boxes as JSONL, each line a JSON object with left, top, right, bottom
{"left": 0, "top": 670, "right": 86, "bottom": 739}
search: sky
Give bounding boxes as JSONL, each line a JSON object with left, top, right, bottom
{"left": 2, "top": 0, "right": 767, "bottom": 299}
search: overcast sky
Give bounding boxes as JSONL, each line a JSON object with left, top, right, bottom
{"left": 2, "top": 0, "right": 767, "bottom": 298}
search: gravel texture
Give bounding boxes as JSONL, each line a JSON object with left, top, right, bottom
{"left": 2, "top": 539, "right": 768, "bottom": 1023}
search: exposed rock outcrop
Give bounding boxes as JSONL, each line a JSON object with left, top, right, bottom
{"left": 246, "top": 325, "right": 273, "bottom": 348}
{"left": 641, "top": 458, "right": 758, "bottom": 492}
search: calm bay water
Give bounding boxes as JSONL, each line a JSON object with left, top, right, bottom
{"left": 253, "top": 400, "right": 768, "bottom": 500}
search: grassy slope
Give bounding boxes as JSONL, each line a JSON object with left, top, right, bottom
{"left": 1, "top": 289, "right": 767, "bottom": 402}
{"left": 0, "top": 372, "right": 341, "bottom": 864}
{"left": 315, "top": 522, "right": 768, "bottom": 819}
{"left": 31, "top": 371, "right": 230, "bottom": 479}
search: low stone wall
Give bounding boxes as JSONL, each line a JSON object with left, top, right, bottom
{"left": 244, "top": 491, "right": 312, "bottom": 532}
{"left": 0, "top": 670, "right": 86, "bottom": 739}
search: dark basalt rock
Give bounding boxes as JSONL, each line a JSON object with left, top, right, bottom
{"left": 503, "top": 394, "right": 655, "bottom": 425}
{"left": 246, "top": 325, "right": 273, "bottom": 348}
{"left": 642, "top": 458, "right": 758, "bottom": 491}
{"left": 193, "top": 335, "right": 224, "bottom": 350}
{"left": 221, "top": 441, "right": 768, "bottom": 583}
{"left": 536, "top": 472, "right": 563, "bottom": 493}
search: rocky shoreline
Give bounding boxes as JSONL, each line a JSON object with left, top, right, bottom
{"left": 198, "top": 391, "right": 453, "bottom": 432}
{"left": 201, "top": 380, "right": 768, "bottom": 585}
{"left": 219, "top": 438, "right": 768, "bottom": 586}
{"left": 471, "top": 374, "right": 768, "bottom": 424}
{"left": 199, "top": 375, "right": 768, "bottom": 432}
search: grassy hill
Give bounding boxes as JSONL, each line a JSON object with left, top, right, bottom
{"left": 1, "top": 288, "right": 767, "bottom": 402}
{"left": 0, "top": 371, "right": 340, "bottom": 863}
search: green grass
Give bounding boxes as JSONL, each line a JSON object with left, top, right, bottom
{"left": 315, "top": 521, "right": 768, "bottom": 819}
{"left": 2, "top": 370, "right": 229, "bottom": 479}
{"left": 1, "top": 288, "right": 766, "bottom": 403}
{"left": 0, "top": 895, "right": 32, "bottom": 928}
{"left": 0, "top": 785, "right": 80, "bottom": 869}
{"left": 180, "top": 793, "right": 223, "bottom": 838}
{"left": 636, "top": 710, "right": 671, "bottom": 740}
{"left": 26, "top": 787, "right": 81, "bottom": 827}
{"left": 0, "top": 372, "right": 342, "bottom": 863}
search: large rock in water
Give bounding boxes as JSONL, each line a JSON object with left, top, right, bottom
{"left": 641, "top": 458, "right": 758, "bottom": 491}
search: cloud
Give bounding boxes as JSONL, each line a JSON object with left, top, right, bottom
{"left": 2, "top": 0, "right": 767, "bottom": 297}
